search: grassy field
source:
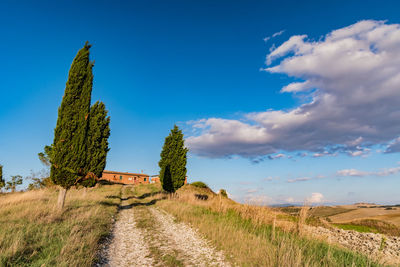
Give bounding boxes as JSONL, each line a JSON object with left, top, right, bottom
{"left": 328, "top": 205, "right": 400, "bottom": 227}
{"left": 0, "top": 185, "right": 122, "bottom": 266}
{"left": 0, "top": 183, "right": 390, "bottom": 266}
{"left": 153, "top": 185, "right": 383, "bottom": 267}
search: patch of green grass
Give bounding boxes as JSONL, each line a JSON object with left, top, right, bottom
{"left": 334, "top": 223, "right": 376, "bottom": 233}
{"left": 190, "top": 181, "right": 209, "bottom": 188}
{"left": 162, "top": 253, "right": 184, "bottom": 267}
{"left": 334, "top": 219, "right": 400, "bottom": 236}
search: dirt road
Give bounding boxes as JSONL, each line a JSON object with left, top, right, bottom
{"left": 98, "top": 186, "right": 230, "bottom": 267}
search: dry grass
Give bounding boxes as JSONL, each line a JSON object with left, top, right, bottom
{"left": 0, "top": 185, "right": 122, "bottom": 266}
{"left": 155, "top": 185, "right": 382, "bottom": 267}
{"left": 329, "top": 206, "right": 400, "bottom": 227}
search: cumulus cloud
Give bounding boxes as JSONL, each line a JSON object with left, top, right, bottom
{"left": 306, "top": 192, "right": 324, "bottom": 204}
{"left": 186, "top": 20, "right": 400, "bottom": 159}
{"left": 285, "top": 197, "right": 295, "bottom": 203}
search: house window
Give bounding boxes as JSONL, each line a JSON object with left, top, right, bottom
{"left": 144, "top": 178, "right": 146, "bottom": 181}
{"left": 120, "top": 176, "right": 122, "bottom": 180}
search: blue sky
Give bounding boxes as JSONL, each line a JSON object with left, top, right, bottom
{"left": 1, "top": 0, "right": 400, "bottom": 205}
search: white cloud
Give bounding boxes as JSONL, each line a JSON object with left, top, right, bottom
{"left": 286, "top": 174, "right": 325, "bottom": 183}
{"left": 285, "top": 197, "right": 295, "bottom": 203}
{"left": 287, "top": 177, "right": 312, "bottom": 183}
{"left": 306, "top": 192, "right": 324, "bottom": 204}
{"left": 337, "top": 164, "right": 400, "bottom": 177}
{"left": 264, "top": 29, "right": 285, "bottom": 42}
{"left": 186, "top": 20, "right": 400, "bottom": 159}
{"left": 337, "top": 169, "right": 370, "bottom": 177}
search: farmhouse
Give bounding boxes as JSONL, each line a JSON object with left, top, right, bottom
{"left": 101, "top": 170, "right": 150, "bottom": 185}
{"left": 150, "top": 175, "right": 160, "bottom": 183}
{"left": 150, "top": 175, "right": 188, "bottom": 184}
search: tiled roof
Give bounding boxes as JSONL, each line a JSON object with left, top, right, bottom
{"left": 103, "top": 170, "right": 149, "bottom": 176}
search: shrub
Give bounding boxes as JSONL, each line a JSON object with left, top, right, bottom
{"left": 191, "top": 181, "right": 208, "bottom": 188}
{"left": 219, "top": 189, "right": 228, "bottom": 197}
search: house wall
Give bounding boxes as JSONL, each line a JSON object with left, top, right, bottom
{"left": 101, "top": 171, "right": 150, "bottom": 185}
{"left": 150, "top": 176, "right": 188, "bottom": 184}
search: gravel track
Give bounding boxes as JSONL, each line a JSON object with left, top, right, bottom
{"left": 98, "top": 202, "right": 154, "bottom": 266}
{"left": 150, "top": 207, "right": 230, "bottom": 267}
{"left": 98, "top": 188, "right": 230, "bottom": 267}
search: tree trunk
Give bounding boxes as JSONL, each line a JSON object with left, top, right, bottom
{"left": 57, "top": 187, "right": 67, "bottom": 210}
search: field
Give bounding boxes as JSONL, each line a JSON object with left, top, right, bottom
{"left": 0, "top": 185, "right": 122, "bottom": 266}
{"left": 0, "top": 184, "right": 389, "bottom": 266}
{"left": 277, "top": 204, "right": 400, "bottom": 236}
{"left": 328, "top": 205, "right": 400, "bottom": 227}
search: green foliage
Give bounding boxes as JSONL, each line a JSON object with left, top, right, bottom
{"left": 0, "top": 165, "right": 4, "bottom": 190}
{"left": 50, "top": 42, "right": 94, "bottom": 189}
{"left": 6, "top": 175, "right": 23, "bottom": 192}
{"left": 191, "top": 181, "right": 208, "bottom": 188}
{"left": 159, "top": 125, "right": 188, "bottom": 192}
{"left": 80, "top": 177, "right": 97, "bottom": 188}
{"left": 219, "top": 189, "right": 228, "bottom": 197}
{"left": 38, "top": 145, "right": 53, "bottom": 166}
{"left": 161, "top": 165, "right": 174, "bottom": 192}
{"left": 86, "top": 101, "right": 111, "bottom": 179}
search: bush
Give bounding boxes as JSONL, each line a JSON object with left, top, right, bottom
{"left": 219, "top": 189, "right": 228, "bottom": 197}
{"left": 191, "top": 181, "right": 208, "bottom": 188}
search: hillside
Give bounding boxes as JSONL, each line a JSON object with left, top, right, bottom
{"left": 0, "top": 184, "right": 396, "bottom": 266}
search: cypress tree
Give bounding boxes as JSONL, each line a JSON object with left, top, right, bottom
{"left": 50, "top": 42, "right": 93, "bottom": 208}
{"left": 0, "top": 165, "right": 4, "bottom": 191}
{"left": 83, "top": 101, "right": 111, "bottom": 187}
{"left": 159, "top": 125, "right": 188, "bottom": 192}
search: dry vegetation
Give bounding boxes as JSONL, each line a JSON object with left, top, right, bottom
{"left": 0, "top": 185, "right": 122, "bottom": 266}
{"left": 154, "top": 184, "right": 383, "bottom": 267}
{"left": 0, "top": 183, "right": 394, "bottom": 266}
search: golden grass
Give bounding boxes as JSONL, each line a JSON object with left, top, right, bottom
{"left": 154, "top": 185, "right": 382, "bottom": 267}
{"left": 0, "top": 185, "right": 122, "bottom": 266}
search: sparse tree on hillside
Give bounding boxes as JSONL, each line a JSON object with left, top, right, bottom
{"left": 50, "top": 42, "right": 94, "bottom": 210}
{"left": 6, "top": 175, "right": 23, "bottom": 193}
{"left": 0, "top": 165, "right": 5, "bottom": 192}
{"left": 83, "top": 101, "right": 111, "bottom": 187}
{"left": 28, "top": 146, "right": 55, "bottom": 190}
{"left": 159, "top": 125, "right": 188, "bottom": 192}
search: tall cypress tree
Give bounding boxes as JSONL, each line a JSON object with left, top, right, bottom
{"left": 0, "top": 165, "right": 4, "bottom": 191}
{"left": 159, "top": 125, "right": 188, "bottom": 192}
{"left": 51, "top": 42, "right": 93, "bottom": 208}
{"left": 83, "top": 101, "right": 111, "bottom": 187}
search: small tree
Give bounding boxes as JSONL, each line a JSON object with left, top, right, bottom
{"left": 27, "top": 169, "right": 52, "bottom": 190}
{"left": 50, "top": 42, "right": 93, "bottom": 210}
{"left": 83, "top": 101, "right": 111, "bottom": 187}
{"left": 159, "top": 125, "right": 188, "bottom": 192}
{"left": 0, "top": 165, "right": 5, "bottom": 192}
{"left": 6, "top": 175, "right": 23, "bottom": 193}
